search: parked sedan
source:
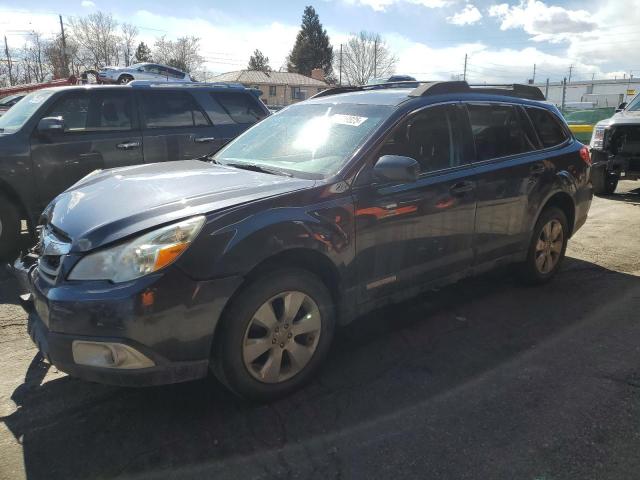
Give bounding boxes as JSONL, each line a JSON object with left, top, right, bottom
{"left": 13, "top": 81, "right": 592, "bottom": 401}
{"left": 98, "top": 63, "right": 192, "bottom": 84}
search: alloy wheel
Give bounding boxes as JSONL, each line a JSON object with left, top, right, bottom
{"left": 535, "top": 219, "right": 564, "bottom": 274}
{"left": 242, "top": 291, "right": 322, "bottom": 383}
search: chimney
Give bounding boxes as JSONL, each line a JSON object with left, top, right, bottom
{"left": 311, "top": 68, "right": 324, "bottom": 82}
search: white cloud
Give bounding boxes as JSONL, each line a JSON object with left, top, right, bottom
{"left": 344, "top": 0, "right": 452, "bottom": 13}
{"left": 447, "top": 4, "right": 482, "bottom": 26}
{"left": 488, "top": 0, "right": 596, "bottom": 42}
{"left": 81, "top": 0, "right": 96, "bottom": 8}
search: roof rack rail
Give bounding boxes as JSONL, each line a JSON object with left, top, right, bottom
{"left": 409, "top": 81, "right": 545, "bottom": 101}
{"left": 128, "top": 80, "right": 246, "bottom": 89}
{"left": 311, "top": 80, "right": 545, "bottom": 101}
{"left": 310, "top": 80, "right": 422, "bottom": 99}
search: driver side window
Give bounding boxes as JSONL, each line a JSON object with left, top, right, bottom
{"left": 45, "top": 93, "right": 90, "bottom": 132}
{"left": 379, "top": 105, "right": 461, "bottom": 174}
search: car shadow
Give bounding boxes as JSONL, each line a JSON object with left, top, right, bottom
{"left": 2, "top": 256, "right": 638, "bottom": 479}
{"left": 600, "top": 186, "right": 640, "bottom": 205}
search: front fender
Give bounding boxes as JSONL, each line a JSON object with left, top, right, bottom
{"left": 177, "top": 187, "right": 355, "bottom": 283}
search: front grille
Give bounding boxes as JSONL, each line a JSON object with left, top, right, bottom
{"left": 37, "top": 225, "right": 71, "bottom": 284}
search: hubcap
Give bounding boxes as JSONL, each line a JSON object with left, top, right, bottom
{"left": 242, "top": 291, "right": 321, "bottom": 384}
{"left": 535, "top": 219, "right": 563, "bottom": 274}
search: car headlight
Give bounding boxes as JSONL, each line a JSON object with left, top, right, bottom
{"left": 590, "top": 126, "right": 606, "bottom": 150}
{"left": 68, "top": 216, "right": 205, "bottom": 283}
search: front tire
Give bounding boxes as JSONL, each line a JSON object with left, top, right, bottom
{"left": 117, "top": 74, "right": 133, "bottom": 84}
{"left": 592, "top": 165, "right": 618, "bottom": 195}
{"left": 213, "top": 268, "right": 335, "bottom": 401}
{"left": 517, "top": 207, "right": 569, "bottom": 285}
{"left": 0, "top": 198, "right": 20, "bottom": 259}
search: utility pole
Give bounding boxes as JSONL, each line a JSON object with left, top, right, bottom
{"left": 561, "top": 77, "right": 567, "bottom": 113}
{"left": 59, "top": 14, "right": 69, "bottom": 77}
{"left": 463, "top": 53, "right": 467, "bottom": 82}
{"left": 532, "top": 63, "right": 536, "bottom": 83}
{"left": 568, "top": 64, "right": 573, "bottom": 84}
{"left": 545, "top": 78, "right": 550, "bottom": 99}
{"left": 373, "top": 38, "right": 378, "bottom": 79}
{"left": 339, "top": 43, "right": 342, "bottom": 86}
{"left": 4, "top": 36, "right": 13, "bottom": 86}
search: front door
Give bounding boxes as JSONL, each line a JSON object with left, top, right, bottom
{"left": 31, "top": 89, "right": 143, "bottom": 209}
{"left": 352, "top": 104, "right": 477, "bottom": 303}
{"left": 139, "top": 90, "right": 220, "bottom": 163}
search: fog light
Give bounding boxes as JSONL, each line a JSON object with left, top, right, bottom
{"left": 72, "top": 341, "right": 155, "bottom": 369}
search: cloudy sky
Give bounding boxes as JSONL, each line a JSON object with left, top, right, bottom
{"left": 1, "top": 0, "right": 638, "bottom": 83}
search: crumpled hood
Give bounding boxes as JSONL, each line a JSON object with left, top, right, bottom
{"left": 46, "top": 160, "right": 315, "bottom": 252}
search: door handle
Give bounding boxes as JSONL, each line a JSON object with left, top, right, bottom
{"left": 117, "top": 141, "right": 140, "bottom": 150}
{"left": 449, "top": 181, "right": 474, "bottom": 195}
{"left": 194, "top": 136, "right": 216, "bottom": 143}
{"left": 530, "top": 163, "right": 545, "bottom": 174}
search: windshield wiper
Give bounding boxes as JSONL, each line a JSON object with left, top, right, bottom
{"left": 222, "top": 162, "right": 292, "bottom": 177}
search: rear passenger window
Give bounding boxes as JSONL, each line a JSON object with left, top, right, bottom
{"left": 467, "top": 104, "right": 536, "bottom": 161}
{"left": 141, "top": 92, "right": 210, "bottom": 128}
{"left": 90, "top": 91, "right": 133, "bottom": 131}
{"left": 526, "top": 107, "right": 568, "bottom": 148}
{"left": 211, "top": 92, "right": 267, "bottom": 124}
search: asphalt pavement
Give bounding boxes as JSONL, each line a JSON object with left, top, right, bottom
{"left": 1, "top": 182, "right": 639, "bottom": 480}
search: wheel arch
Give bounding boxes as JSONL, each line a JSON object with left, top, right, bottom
{"left": 538, "top": 190, "right": 576, "bottom": 237}
{"left": 213, "top": 247, "right": 344, "bottom": 340}
{"left": 0, "top": 178, "right": 30, "bottom": 225}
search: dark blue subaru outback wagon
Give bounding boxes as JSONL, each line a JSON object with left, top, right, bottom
{"left": 13, "top": 81, "right": 593, "bottom": 400}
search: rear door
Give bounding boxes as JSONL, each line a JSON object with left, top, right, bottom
{"left": 139, "top": 90, "right": 219, "bottom": 162}
{"left": 31, "top": 89, "right": 143, "bottom": 208}
{"left": 464, "top": 102, "right": 543, "bottom": 267}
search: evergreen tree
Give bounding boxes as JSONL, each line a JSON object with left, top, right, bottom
{"left": 287, "top": 6, "right": 333, "bottom": 78}
{"left": 134, "top": 42, "right": 152, "bottom": 63}
{"left": 248, "top": 49, "right": 271, "bottom": 72}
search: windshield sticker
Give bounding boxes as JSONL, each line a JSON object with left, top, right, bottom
{"left": 29, "top": 92, "right": 48, "bottom": 104}
{"left": 331, "top": 114, "right": 368, "bottom": 127}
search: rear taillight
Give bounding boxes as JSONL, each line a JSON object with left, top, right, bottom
{"left": 579, "top": 146, "right": 591, "bottom": 165}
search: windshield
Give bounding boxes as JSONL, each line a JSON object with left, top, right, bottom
{"left": 214, "top": 102, "right": 394, "bottom": 178}
{"left": 0, "top": 90, "right": 54, "bottom": 133}
{"left": 626, "top": 94, "right": 640, "bottom": 111}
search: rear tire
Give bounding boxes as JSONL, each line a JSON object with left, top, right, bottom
{"left": 213, "top": 268, "right": 335, "bottom": 401}
{"left": 592, "top": 165, "right": 618, "bottom": 195}
{"left": 517, "top": 207, "right": 569, "bottom": 285}
{"left": 0, "top": 198, "right": 21, "bottom": 260}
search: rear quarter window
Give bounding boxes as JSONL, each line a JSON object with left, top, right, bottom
{"left": 210, "top": 92, "right": 267, "bottom": 124}
{"left": 525, "top": 107, "right": 569, "bottom": 148}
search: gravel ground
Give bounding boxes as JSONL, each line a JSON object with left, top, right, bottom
{"left": 1, "top": 181, "right": 639, "bottom": 480}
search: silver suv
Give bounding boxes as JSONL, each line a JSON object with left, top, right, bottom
{"left": 98, "top": 63, "right": 192, "bottom": 85}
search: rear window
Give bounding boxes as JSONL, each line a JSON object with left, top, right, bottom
{"left": 467, "top": 104, "right": 537, "bottom": 161}
{"left": 526, "top": 107, "right": 569, "bottom": 148}
{"left": 141, "top": 92, "right": 210, "bottom": 128}
{"left": 210, "top": 92, "right": 267, "bottom": 124}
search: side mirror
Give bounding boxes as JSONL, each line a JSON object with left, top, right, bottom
{"left": 37, "top": 116, "right": 64, "bottom": 134}
{"left": 137, "top": 67, "right": 144, "bottom": 71}
{"left": 373, "top": 155, "right": 420, "bottom": 183}
{"left": 616, "top": 102, "right": 627, "bottom": 112}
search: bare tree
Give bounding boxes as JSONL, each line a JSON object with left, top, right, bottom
{"left": 153, "top": 36, "right": 203, "bottom": 72}
{"left": 69, "top": 11, "right": 120, "bottom": 69}
{"left": 120, "top": 23, "right": 138, "bottom": 66}
{"left": 20, "top": 32, "right": 50, "bottom": 83}
{"left": 340, "top": 31, "right": 397, "bottom": 86}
